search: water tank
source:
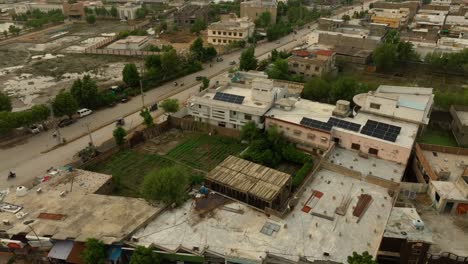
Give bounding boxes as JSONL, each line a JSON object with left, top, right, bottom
{"left": 333, "top": 100, "right": 351, "bottom": 117}
{"left": 16, "top": 186, "right": 28, "bottom": 197}
{"left": 412, "top": 219, "right": 425, "bottom": 230}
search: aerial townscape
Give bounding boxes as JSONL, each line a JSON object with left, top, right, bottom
{"left": 0, "top": 0, "right": 467, "bottom": 262}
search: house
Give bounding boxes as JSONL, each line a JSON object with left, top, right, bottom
{"left": 369, "top": 8, "right": 411, "bottom": 29}
{"left": 287, "top": 49, "right": 337, "bottom": 77}
{"left": 240, "top": 0, "right": 277, "bottom": 26}
{"left": 107, "top": 35, "right": 149, "bottom": 50}
{"left": 62, "top": 1, "right": 85, "bottom": 19}
{"left": 413, "top": 9, "right": 448, "bottom": 29}
{"left": 117, "top": 2, "right": 141, "bottom": 20}
{"left": 174, "top": 4, "right": 210, "bottom": 27}
{"left": 187, "top": 77, "right": 287, "bottom": 129}
{"left": 207, "top": 14, "right": 255, "bottom": 46}
{"left": 450, "top": 105, "right": 468, "bottom": 147}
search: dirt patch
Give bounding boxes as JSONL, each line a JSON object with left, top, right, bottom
{"left": 0, "top": 46, "right": 30, "bottom": 68}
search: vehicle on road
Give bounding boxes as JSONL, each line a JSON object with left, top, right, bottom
{"left": 196, "top": 76, "right": 204, "bottom": 81}
{"left": 29, "top": 124, "right": 43, "bottom": 134}
{"left": 7, "top": 171, "right": 16, "bottom": 180}
{"left": 120, "top": 97, "right": 129, "bottom": 103}
{"left": 116, "top": 117, "right": 125, "bottom": 126}
{"left": 77, "top": 108, "right": 92, "bottom": 118}
{"left": 229, "top": 61, "right": 236, "bottom": 65}
{"left": 216, "top": 57, "right": 223, "bottom": 62}
{"left": 58, "top": 118, "right": 74, "bottom": 128}
{"left": 149, "top": 103, "right": 158, "bottom": 112}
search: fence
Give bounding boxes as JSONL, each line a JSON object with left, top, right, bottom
{"left": 168, "top": 116, "right": 241, "bottom": 138}
{"left": 427, "top": 252, "right": 468, "bottom": 264}
{"left": 418, "top": 143, "right": 468, "bottom": 156}
{"left": 84, "top": 47, "right": 161, "bottom": 56}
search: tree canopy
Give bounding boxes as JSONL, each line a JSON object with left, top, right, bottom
{"left": 113, "top": 126, "right": 127, "bottom": 146}
{"left": 302, "top": 77, "right": 331, "bottom": 102}
{"left": 190, "top": 18, "right": 207, "bottom": 34}
{"left": 0, "top": 91, "right": 12, "bottom": 112}
{"left": 255, "top": 11, "right": 272, "bottom": 28}
{"left": 130, "top": 246, "right": 159, "bottom": 264}
{"left": 70, "top": 75, "right": 100, "bottom": 109}
{"left": 122, "top": 63, "right": 140, "bottom": 87}
{"left": 239, "top": 47, "right": 258, "bottom": 71}
{"left": 373, "top": 30, "right": 419, "bottom": 72}
{"left": 0, "top": 104, "right": 50, "bottom": 135}
{"left": 52, "top": 90, "right": 79, "bottom": 118}
{"left": 190, "top": 37, "right": 217, "bottom": 62}
{"left": 82, "top": 238, "right": 106, "bottom": 264}
{"left": 85, "top": 14, "right": 96, "bottom": 24}
{"left": 141, "top": 166, "right": 189, "bottom": 205}
{"left": 266, "top": 59, "right": 289, "bottom": 80}
{"left": 140, "top": 108, "right": 153, "bottom": 127}
{"left": 347, "top": 251, "right": 378, "bottom": 264}
{"left": 160, "top": 98, "right": 179, "bottom": 114}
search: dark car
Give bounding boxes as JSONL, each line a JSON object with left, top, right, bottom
{"left": 196, "top": 76, "right": 204, "bottom": 81}
{"left": 58, "top": 118, "right": 74, "bottom": 128}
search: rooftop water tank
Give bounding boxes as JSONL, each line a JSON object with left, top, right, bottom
{"left": 16, "top": 186, "right": 28, "bottom": 197}
{"left": 412, "top": 219, "right": 425, "bottom": 230}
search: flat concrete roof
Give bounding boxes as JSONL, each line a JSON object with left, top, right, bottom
{"left": 0, "top": 170, "right": 163, "bottom": 244}
{"left": 265, "top": 99, "right": 419, "bottom": 148}
{"left": 133, "top": 168, "right": 394, "bottom": 263}
{"left": 422, "top": 150, "right": 468, "bottom": 182}
{"left": 384, "top": 207, "right": 433, "bottom": 243}
{"left": 454, "top": 110, "right": 468, "bottom": 126}
{"left": 40, "top": 169, "right": 111, "bottom": 195}
{"left": 329, "top": 148, "right": 406, "bottom": 182}
{"left": 431, "top": 181, "right": 467, "bottom": 201}
{"left": 114, "top": 35, "right": 148, "bottom": 44}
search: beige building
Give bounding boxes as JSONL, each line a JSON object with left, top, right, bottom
{"left": 369, "top": 8, "right": 411, "bottom": 28}
{"left": 287, "top": 49, "right": 337, "bottom": 77}
{"left": 240, "top": 0, "right": 277, "bottom": 26}
{"left": 207, "top": 14, "right": 255, "bottom": 46}
{"left": 107, "top": 35, "right": 149, "bottom": 50}
{"left": 117, "top": 2, "right": 141, "bottom": 20}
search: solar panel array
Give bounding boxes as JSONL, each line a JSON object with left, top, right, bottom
{"left": 360, "top": 120, "right": 401, "bottom": 142}
{"left": 328, "top": 117, "right": 361, "bottom": 132}
{"left": 213, "top": 92, "right": 245, "bottom": 104}
{"left": 300, "top": 117, "right": 333, "bottom": 131}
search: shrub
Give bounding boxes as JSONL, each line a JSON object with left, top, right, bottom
{"left": 292, "top": 161, "right": 313, "bottom": 188}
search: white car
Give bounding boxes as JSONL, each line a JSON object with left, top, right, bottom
{"left": 29, "top": 124, "right": 43, "bottom": 134}
{"left": 77, "top": 108, "right": 92, "bottom": 118}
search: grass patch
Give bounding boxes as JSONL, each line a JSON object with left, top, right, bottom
{"left": 88, "top": 134, "right": 245, "bottom": 197}
{"left": 418, "top": 127, "right": 458, "bottom": 147}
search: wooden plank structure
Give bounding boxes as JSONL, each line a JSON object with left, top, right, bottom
{"left": 205, "top": 156, "right": 292, "bottom": 210}
{"left": 353, "top": 194, "right": 373, "bottom": 223}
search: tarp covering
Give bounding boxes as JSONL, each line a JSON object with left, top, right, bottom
{"left": 66, "top": 242, "right": 86, "bottom": 264}
{"left": 107, "top": 245, "right": 122, "bottom": 261}
{"left": 48, "top": 240, "right": 74, "bottom": 260}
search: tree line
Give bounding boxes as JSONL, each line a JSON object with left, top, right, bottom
{"left": 12, "top": 9, "right": 65, "bottom": 29}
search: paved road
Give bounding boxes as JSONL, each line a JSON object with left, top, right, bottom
{"left": 0, "top": 0, "right": 375, "bottom": 189}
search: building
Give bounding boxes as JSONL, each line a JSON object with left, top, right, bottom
{"left": 62, "top": 1, "right": 85, "bottom": 19}
{"left": 369, "top": 8, "right": 411, "bottom": 28}
{"left": 207, "top": 14, "right": 255, "bottom": 46}
{"left": 205, "top": 155, "right": 292, "bottom": 211}
{"left": 450, "top": 105, "right": 468, "bottom": 147}
{"left": 14, "top": 2, "right": 63, "bottom": 14}
{"left": 372, "top": 1, "right": 421, "bottom": 18}
{"left": 174, "top": 4, "right": 209, "bottom": 27}
{"left": 240, "top": 0, "right": 277, "bottom": 26}
{"left": 0, "top": 169, "right": 163, "bottom": 259}
{"left": 117, "top": 2, "right": 141, "bottom": 20}
{"left": 413, "top": 9, "right": 448, "bottom": 29}
{"left": 287, "top": 49, "right": 337, "bottom": 77}
{"left": 412, "top": 143, "right": 468, "bottom": 215}
{"left": 445, "top": 15, "right": 468, "bottom": 29}
{"left": 378, "top": 207, "right": 433, "bottom": 264}
{"left": 187, "top": 76, "right": 287, "bottom": 129}
{"left": 332, "top": 46, "right": 373, "bottom": 65}
{"left": 107, "top": 35, "right": 149, "bottom": 50}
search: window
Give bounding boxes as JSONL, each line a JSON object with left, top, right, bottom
{"left": 306, "top": 65, "right": 311, "bottom": 70}
{"left": 239, "top": 33, "right": 243, "bottom": 37}
{"left": 370, "top": 103, "right": 381, "bottom": 110}
{"left": 368, "top": 148, "right": 378, "bottom": 155}
{"left": 244, "top": 114, "right": 252, "bottom": 120}
{"left": 293, "top": 130, "right": 302, "bottom": 136}
{"left": 228, "top": 32, "right": 232, "bottom": 36}
{"left": 293, "top": 63, "right": 299, "bottom": 67}
{"left": 320, "top": 136, "right": 328, "bottom": 142}
{"left": 435, "top": 191, "right": 440, "bottom": 202}
{"left": 212, "top": 31, "right": 216, "bottom": 34}
{"left": 307, "top": 133, "right": 315, "bottom": 139}
{"left": 223, "top": 32, "right": 226, "bottom": 35}
{"left": 234, "top": 32, "right": 237, "bottom": 36}
{"left": 218, "top": 31, "right": 221, "bottom": 35}
{"left": 351, "top": 143, "right": 360, "bottom": 150}
{"left": 198, "top": 105, "right": 201, "bottom": 108}
{"left": 315, "top": 66, "right": 320, "bottom": 71}
{"left": 223, "top": 39, "right": 226, "bottom": 43}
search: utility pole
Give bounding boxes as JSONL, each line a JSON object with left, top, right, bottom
{"left": 85, "top": 122, "right": 94, "bottom": 148}
{"left": 48, "top": 101, "right": 62, "bottom": 144}
{"left": 140, "top": 62, "right": 146, "bottom": 109}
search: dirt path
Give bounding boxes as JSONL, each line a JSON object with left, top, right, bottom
{"left": 0, "top": 22, "right": 71, "bottom": 47}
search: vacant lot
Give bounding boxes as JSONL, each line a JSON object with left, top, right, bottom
{"left": 418, "top": 126, "right": 458, "bottom": 147}
{"left": 88, "top": 132, "right": 246, "bottom": 197}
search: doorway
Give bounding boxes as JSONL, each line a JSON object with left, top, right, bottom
{"left": 444, "top": 202, "right": 454, "bottom": 214}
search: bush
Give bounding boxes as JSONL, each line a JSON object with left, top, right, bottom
{"left": 190, "top": 174, "right": 205, "bottom": 186}
{"left": 292, "top": 161, "right": 313, "bottom": 188}
{"left": 281, "top": 144, "right": 309, "bottom": 164}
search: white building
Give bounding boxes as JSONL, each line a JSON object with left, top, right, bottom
{"left": 14, "top": 2, "right": 63, "bottom": 14}
{"left": 187, "top": 77, "right": 287, "bottom": 129}
{"left": 117, "top": 2, "right": 141, "bottom": 20}
{"left": 107, "top": 35, "right": 149, "bottom": 50}
{"left": 207, "top": 14, "right": 255, "bottom": 46}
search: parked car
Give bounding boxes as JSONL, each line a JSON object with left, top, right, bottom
{"left": 229, "top": 61, "right": 236, "bottom": 65}
{"left": 149, "top": 103, "right": 158, "bottom": 112}
{"left": 115, "top": 117, "right": 125, "bottom": 126}
{"left": 196, "top": 76, "right": 204, "bottom": 81}
{"left": 58, "top": 118, "right": 75, "bottom": 128}
{"left": 29, "top": 124, "right": 43, "bottom": 134}
{"left": 216, "top": 57, "right": 223, "bottom": 62}
{"left": 120, "top": 97, "right": 129, "bottom": 103}
{"left": 77, "top": 108, "right": 92, "bottom": 118}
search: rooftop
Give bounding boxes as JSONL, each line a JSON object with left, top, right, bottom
{"left": 209, "top": 16, "right": 254, "bottom": 30}
{"left": 414, "top": 14, "right": 446, "bottom": 25}
{"left": 207, "top": 156, "right": 291, "bottom": 202}
{"left": 114, "top": 35, "right": 148, "bottom": 44}
{"left": 384, "top": 207, "right": 433, "bottom": 243}
{"left": 240, "top": 0, "right": 277, "bottom": 8}
{"left": 422, "top": 149, "right": 468, "bottom": 182}
{"left": 328, "top": 148, "right": 406, "bottom": 182}
{"left": 134, "top": 168, "right": 394, "bottom": 263}
{"left": 452, "top": 105, "right": 468, "bottom": 126}
{"left": 445, "top": 15, "right": 468, "bottom": 26}
{"left": 431, "top": 181, "right": 466, "bottom": 201}
{"left": 0, "top": 170, "right": 162, "bottom": 244}
{"left": 265, "top": 98, "right": 419, "bottom": 149}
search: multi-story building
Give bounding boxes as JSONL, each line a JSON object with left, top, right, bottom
{"left": 369, "top": 8, "right": 411, "bottom": 28}
{"left": 287, "top": 49, "right": 337, "bottom": 77}
{"left": 187, "top": 77, "right": 287, "bottom": 129}
{"left": 117, "top": 2, "right": 141, "bottom": 20}
{"left": 174, "top": 4, "right": 209, "bottom": 27}
{"left": 207, "top": 14, "right": 255, "bottom": 46}
{"left": 240, "top": 0, "right": 277, "bottom": 26}
{"left": 413, "top": 9, "right": 448, "bottom": 29}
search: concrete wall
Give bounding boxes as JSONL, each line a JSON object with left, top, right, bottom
{"left": 318, "top": 32, "right": 381, "bottom": 50}
{"left": 240, "top": 2, "right": 277, "bottom": 25}
{"left": 400, "top": 182, "right": 428, "bottom": 194}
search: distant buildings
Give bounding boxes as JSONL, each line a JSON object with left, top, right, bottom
{"left": 369, "top": 7, "right": 411, "bottom": 28}
{"left": 240, "top": 0, "right": 277, "bottom": 25}
{"left": 207, "top": 14, "right": 255, "bottom": 46}
{"left": 117, "top": 2, "right": 141, "bottom": 20}
{"left": 287, "top": 49, "right": 337, "bottom": 78}
{"left": 174, "top": 4, "right": 210, "bottom": 27}
{"left": 14, "top": 2, "right": 63, "bottom": 14}
{"left": 107, "top": 35, "right": 149, "bottom": 50}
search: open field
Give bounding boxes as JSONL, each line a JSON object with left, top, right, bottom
{"left": 418, "top": 126, "right": 458, "bottom": 147}
{"left": 88, "top": 132, "right": 246, "bottom": 197}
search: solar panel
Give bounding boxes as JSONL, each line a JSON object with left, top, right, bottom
{"left": 300, "top": 117, "right": 333, "bottom": 131}
{"left": 213, "top": 92, "right": 245, "bottom": 104}
{"left": 360, "top": 120, "right": 401, "bottom": 143}
{"left": 327, "top": 117, "right": 361, "bottom": 132}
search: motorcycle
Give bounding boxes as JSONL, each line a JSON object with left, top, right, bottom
{"left": 7, "top": 171, "right": 16, "bottom": 180}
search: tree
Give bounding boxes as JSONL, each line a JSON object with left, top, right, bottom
{"left": 3, "top": 30, "right": 7, "bottom": 38}
{"left": 302, "top": 77, "right": 331, "bottom": 102}
{"left": 85, "top": 14, "right": 96, "bottom": 24}
{"left": 160, "top": 98, "right": 179, "bottom": 114}
{"left": 0, "top": 92, "right": 12, "bottom": 112}
{"left": 141, "top": 166, "right": 189, "bottom": 205}
{"left": 190, "top": 37, "right": 205, "bottom": 61}
{"left": 135, "top": 8, "right": 147, "bottom": 19}
{"left": 8, "top": 25, "right": 20, "bottom": 36}
{"left": 130, "top": 246, "right": 158, "bottom": 264}
{"left": 190, "top": 18, "right": 207, "bottom": 34}
{"left": 160, "top": 49, "right": 180, "bottom": 77}
{"left": 347, "top": 251, "right": 377, "bottom": 264}
{"left": 113, "top": 126, "right": 127, "bottom": 146}
{"left": 52, "top": 90, "right": 79, "bottom": 118}
{"left": 110, "top": 6, "right": 118, "bottom": 18}
{"left": 341, "top": 14, "right": 351, "bottom": 21}
{"left": 373, "top": 43, "right": 397, "bottom": 72}
{"left": 266, "top": 59, "right": 289, "bottom": 80}
{"left": 70, "top": 75, "right": 100, "bottom": 109}
{"left": 397, "top": 41, "right": 419, "bottom": 62}
{"left": 239, "top": 47, "right": 258, "bottom": 71}
{"left": 255, "top": 11, "right": 271, "bottom": 28}
{"left": 122, "top": 63, "right": 140, "bottom": 87}
{"left": 240, "top": 121, "right": 260, "bottom": 142}
{"left": 140, "top": 108, "right": 153, "bottom": 127}
{"left": 82, "top": 238, "right": 106, "bottom": 264}
{"left": 201, "top": 77, "right": 210, "bottom": 90}
{"left": 145, "top": 54, "right": 162, "bottom": 70}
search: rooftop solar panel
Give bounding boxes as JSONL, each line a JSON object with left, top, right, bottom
{"left": 360, "top": 119, "right": 401, "bottom": 143}
{"left": 327, "top": 117, "right": 361, "bottom": 132}
{"left": 300, "top": 117, "right": 333, "bottom": 131}
{"left": 213, "top": 92, "right": 245, "bottom": 104}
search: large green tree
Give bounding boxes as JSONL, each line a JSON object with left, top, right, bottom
{"left": 302, "top": 77, "right": 331, "bottom": 102}
{"left": 190, "top": 37, "right": 205, "bottom": 61}
{"left": 347, "top": 251, "right": 377, "bottom": 264}
{"left": 82, "top": 238, "right": 106, "bottom": 264}
{"left": 160, "top": 50, "right": 180, "bottom": 78}
{"left": 122, "top": 63, "right": 140, "bottom": 87}
{"left": 70, "top": 75, "right": 99, "bottom": 109}
{"left": 52, "top": 90, "right": 79, "bottom": 118}
{"left": 372, "top": 43, "right": 398, "bottom": 72}
{"left": 160, "top": 98, "right": 179, "bottom": 114}
{"left": 85, "top": 14, "right": 96, "bottom": 24}
{"left": 239, "top": 47, "right": 258, "bottom": 71}
{"left": 140, "top": 108, "right": 153, "bottom": 127}
{"left": 141, "top": 166, "right": 189, "bottom": 205}
{"left": 240, "top": 121, "right": 260, "bottom": 142}
{"left": 0, "top": 91, "right": 12, "bottom": 112}
{"left": 255, "top": 11, "right": 271, "bottom": 28}
{"left": 266, "top": 59, "right": 289, "bottom": 80}
{"left": 130, "top": 246, "right": 158, "bottom": 264}
{"left": 110, "top": 6, "right": 118, "bottom": 18}
{"left": 190, "top": 18, "right": 207, "bottom": 34}
{"left": 113, "top": 126, "right": 127, "bottom": 146}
